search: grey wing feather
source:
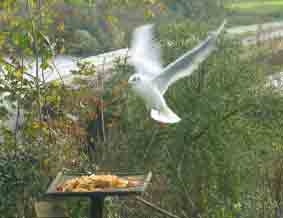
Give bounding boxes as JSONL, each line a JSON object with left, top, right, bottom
{"left": 153, "top": 20, "right": 226, "bottom": 95}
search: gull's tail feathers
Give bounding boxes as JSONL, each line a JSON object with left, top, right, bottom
{"left": 150, "top": 108, "right": 181, "bottom": 124}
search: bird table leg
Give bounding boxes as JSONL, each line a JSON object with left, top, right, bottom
{"left": 89, "top": 197, "right": 104, "bottom": 218}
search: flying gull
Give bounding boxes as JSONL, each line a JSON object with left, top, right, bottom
{"left": 128, "top": 20, "right": 226, "bottom": 124}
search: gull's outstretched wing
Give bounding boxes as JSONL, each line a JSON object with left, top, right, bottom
{"left": 153, "top": 20, "right": 226, "bottom": 95}
{"left": 129, "top": 24, "right": 163, "bottom": 78}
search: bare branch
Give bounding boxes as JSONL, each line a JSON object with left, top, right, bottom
{"left": 135, "top": 196, "right": 185, "bottom": 218}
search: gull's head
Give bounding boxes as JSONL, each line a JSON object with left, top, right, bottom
{"left": 128, "top": 74, "right": 142, "bottom": 85}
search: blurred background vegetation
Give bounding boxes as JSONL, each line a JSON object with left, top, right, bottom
{"left": 1, "top": 0, "right": 283, "bottom": 218}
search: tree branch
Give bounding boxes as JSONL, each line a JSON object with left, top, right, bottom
{"left": 135, "top": 196, "right": 185, "bottom": 218}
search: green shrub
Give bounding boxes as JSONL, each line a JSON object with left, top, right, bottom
{"left": 0, "top": 145, "right": 47, "bottom": 217}
{"left": 68, "top": 29, "right": 99, "bottom": 55}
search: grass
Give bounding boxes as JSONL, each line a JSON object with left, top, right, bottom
{"left": 230, "top": 1, "right": 283, "bottom": 9}
{"left": 226, "top": 0, "right": 283, "bottom": 26}
{"left": 227, "top": 0, "right": 283, "bottom": 14}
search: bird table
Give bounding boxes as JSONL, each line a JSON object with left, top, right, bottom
{"left": 45, "top": 171, "right": 152, "bottom": 218}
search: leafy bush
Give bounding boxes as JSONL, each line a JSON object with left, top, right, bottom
{"left": 68, "top": 29, "right": 99, "bottom": 55}
{"left": 0, "top": 145, "right": 46, "bottom": 218}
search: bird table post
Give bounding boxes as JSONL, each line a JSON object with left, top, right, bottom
{"left": 90, "top": 196, "right": 104, "bottom": 218}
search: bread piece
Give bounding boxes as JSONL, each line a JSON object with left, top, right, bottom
{"left": 58, "top": 174, "right": 140, "bottom": 192}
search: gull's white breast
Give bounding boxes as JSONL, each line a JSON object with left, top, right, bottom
{"left": 133, "top": 80, "right": 166, "bottom": 110}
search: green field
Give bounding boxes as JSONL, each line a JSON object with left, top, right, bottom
{"left": 230, "top": 1, "right": 283, "bottom": 9}
{"left": 226, "top": 0, "right": 283, "bottom": 25}
{"left": 229, "top": 1, "right": 283, "bottom": 14}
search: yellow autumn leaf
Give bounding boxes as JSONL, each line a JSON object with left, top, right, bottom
{"left": 144, "top": 9, "right": 155, "bottom": 18}
{"left": 43, "top": 159, "right": 49, "bottom": 167}
{"left": 57, "top": 22, "right": 64, "bottom": 32}
{"left": 15, "top": 70, "right": 23, "bottom": 80}
{"left": 32, "top": 121, "right": 40, "bottom": 129}
{"left": 106, "top": 15, "right": 118, "bottom": 25}
{"left": 51, "top": 80, "right": 60, "bottom": 87}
